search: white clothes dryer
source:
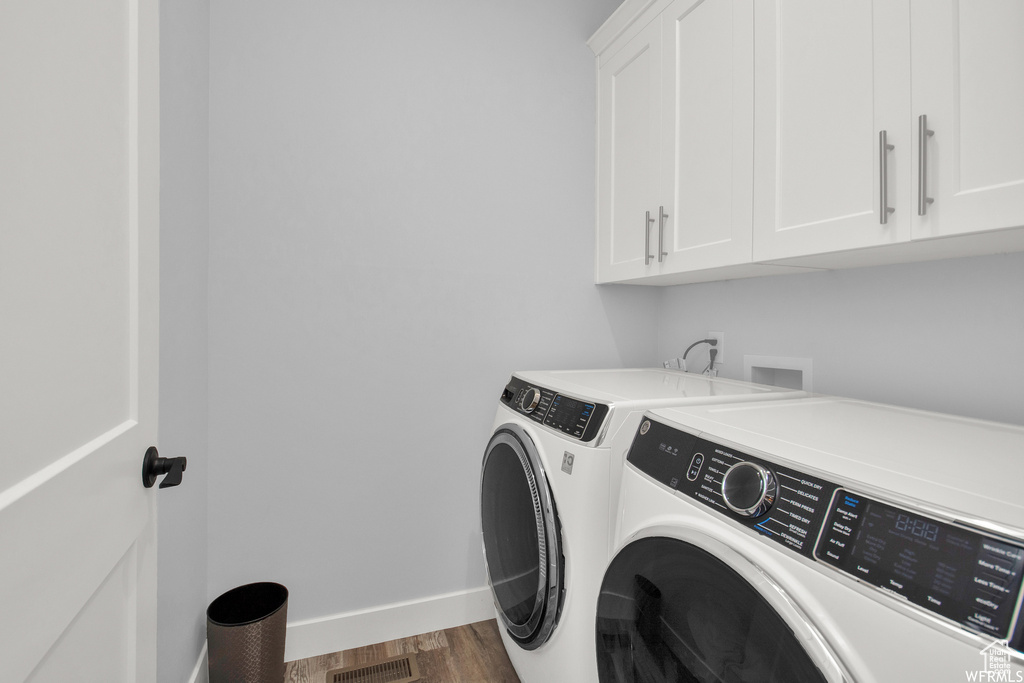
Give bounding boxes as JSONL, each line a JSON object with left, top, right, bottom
{"left": 599, "top": 396, "right": 1024, "bottom": 682}
{"left": 480, "top": 369, "right": 805, "bottom": 683}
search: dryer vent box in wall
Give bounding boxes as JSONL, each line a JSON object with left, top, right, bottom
{"left": 743, "top": 356, "right": 812, "bottom": 392}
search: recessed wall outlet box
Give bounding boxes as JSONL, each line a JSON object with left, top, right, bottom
{"left": 743, "top": 355, "right": 813, "bottom": 392}
{"left": 708, "top": 331, "right": 724, "bottom": 364}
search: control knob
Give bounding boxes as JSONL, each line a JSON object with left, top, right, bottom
{"left": 519, "top": 387, "right": 541, "bottom": 414}
{"left": 721, "top": 462, "right": 777, "bottom": 518}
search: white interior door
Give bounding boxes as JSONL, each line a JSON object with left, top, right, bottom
{"left": 0, "top": 1, "right": 160, "bottom": 681}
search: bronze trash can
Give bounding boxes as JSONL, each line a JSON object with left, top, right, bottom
{"left": 207, "top": 582, "right": 288, "bottom": 683}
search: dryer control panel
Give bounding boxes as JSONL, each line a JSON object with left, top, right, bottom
{"left": 627, "top": 416, "right": 1024, "bottom": 650}
{"left": 629, "top": 418, "right": 834, "bottom": 559}
{"left": 816, "top": 491, "right": 1024, "bottom": 643}
{"left": 500, "top": 377, "right": 609, "bottom": 443}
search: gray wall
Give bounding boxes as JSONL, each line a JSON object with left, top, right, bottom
{"left": 205, "top": 0, "right": 654, "bottom": 622}
{"left": 657, "top": 252, "right": 1024, "bottom": 427}
{"left": 158, "top": 0, "right": 209, "bottom": 681}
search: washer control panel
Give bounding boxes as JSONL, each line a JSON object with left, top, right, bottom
{"left": 627, "top": 416, "right": 1024, "bottom": 647}
{"left": 500, "top": 377, "right": 609, "bottom": 443}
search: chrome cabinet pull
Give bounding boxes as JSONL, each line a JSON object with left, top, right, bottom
{"left": 879, "top": 130, "right": 895, "bottom": 224}
{"left": 645, "top": 211, "right": 655, "bottom": 265}
{"left": 918, "top": 114, "right": 935, "bottom": 215}
{"left": 658, "top": 206, "right": 668, "bottom": 263}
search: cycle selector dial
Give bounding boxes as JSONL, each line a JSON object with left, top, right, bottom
{"left": 721, "top": 462, "right": 777, "bottom": 518}
{"left": 519, "top": 387, "right": 541, "bottom": 414}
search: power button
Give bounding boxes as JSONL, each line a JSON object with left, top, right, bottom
{"left": 686, "top": 452, "right": 704, "bottom": 481}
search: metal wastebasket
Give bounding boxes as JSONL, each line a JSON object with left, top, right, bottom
{"left": 207, "top": 582, "right": 288, "bottom": 683}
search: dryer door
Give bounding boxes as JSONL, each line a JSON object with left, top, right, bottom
{"left": 480, "top": 423, "right": 563, "bottom": 649}
{"left": 596, "top": 535, "right": 847, "bottom": 683}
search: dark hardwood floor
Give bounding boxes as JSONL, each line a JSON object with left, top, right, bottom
{"left": 284, "top": 619, "right": 521, "bottom": 683}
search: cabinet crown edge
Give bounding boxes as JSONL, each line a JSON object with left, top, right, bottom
{"left": 587, "top": 0, "right": 663, "bottom": 57}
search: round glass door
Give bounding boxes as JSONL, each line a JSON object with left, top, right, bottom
{"left": 596, "top": 537, "right": 831, "bottom": 683}
{"left": 480, "top": 424, "right": 563, "bottom": 649}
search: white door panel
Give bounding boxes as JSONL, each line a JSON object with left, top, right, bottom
{"left": 26, "top": 544, "right": 140, "bottom": 683}
{"left": 663, "top": 0, "right": 753, "bottom": 269}
{"left": 597, "top": 19, "right": 663, "bottom": 282}
{"left": 778, "top": 6, "right": 874, "bottom": 230}
{"left": 754, "top": 0, "right": 912, "bottom": 260}
{"left": 911, "top": 0, "right": 1024, "bottom": 238}
{"left": 0, "top": 0, "right": 159, "bottom": 680}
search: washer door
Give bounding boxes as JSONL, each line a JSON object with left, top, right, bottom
{"left": 597, "top": 535, "right": 848, "bottom": 683}
{"left": 480, "top": 423, "right": 563, "bottom": 649}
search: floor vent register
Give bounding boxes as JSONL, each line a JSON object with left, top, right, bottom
{"left": 326, "top": 653, "right": 421, "bottom": 683}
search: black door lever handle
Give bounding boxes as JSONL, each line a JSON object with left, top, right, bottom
{"left": 142, "top": 446, "right": 187, "bottom": 489}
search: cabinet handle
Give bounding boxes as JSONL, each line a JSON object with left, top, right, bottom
{"left": 644, "top": 211, "right": 655, "bottom": 265}
{"left": 658, "top": 206, "right": 668, "bottom": 263}
{"left": 918, "top": 114, "right": 935, "bottom": 215}
{"left": 879, "top": 130, "right": 895, "bottom": 224}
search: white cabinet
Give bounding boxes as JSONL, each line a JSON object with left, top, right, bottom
{"left": 754, "top": 0, "right": 1024, "bottom": 264}
{"left": 595, "top": 18, "right": 664, "bottom": 283}
{"left": 591, "top": 0, "right": 1024, "bottom": 283}
{"left": 661, "top": 0, "right": 754, "bottom": 271}
{"left": 752, "top": 0, "right": 912, "bottom": 261}
{"left": 593, "top": 0, "right": 768, "bottom": 284}
{"left": 911, "top": 0, "right": 1024, "bottom": 240}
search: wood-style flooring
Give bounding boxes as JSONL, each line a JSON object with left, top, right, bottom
{"left": 284, "top": 619, "right": 521, "bottom": 683}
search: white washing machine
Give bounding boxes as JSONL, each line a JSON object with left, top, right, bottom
{"left": 480, "top": 369, "right": 805, "bottom": 683}
{"left": 599, "top": 396, "right": 1024, "bottom": 682}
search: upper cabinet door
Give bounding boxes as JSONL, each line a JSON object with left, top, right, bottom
{"left": 911, "top": 0, "right": 1024, "bottom": 239}
{"left": 753, "top": 0, "right": 912, "bottom": 261}
{"left": 660, "top": 0, "right": 754, "bottom": 271}
{"left": 596, "top": 19, "right": 664, "bottom": 283}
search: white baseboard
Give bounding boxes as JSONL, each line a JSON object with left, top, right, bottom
{"left": 187, "top": 641, "right": 208, "bottom": 683}
{"left": 283, "top": 586, "right": 495, "bottom": 662}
